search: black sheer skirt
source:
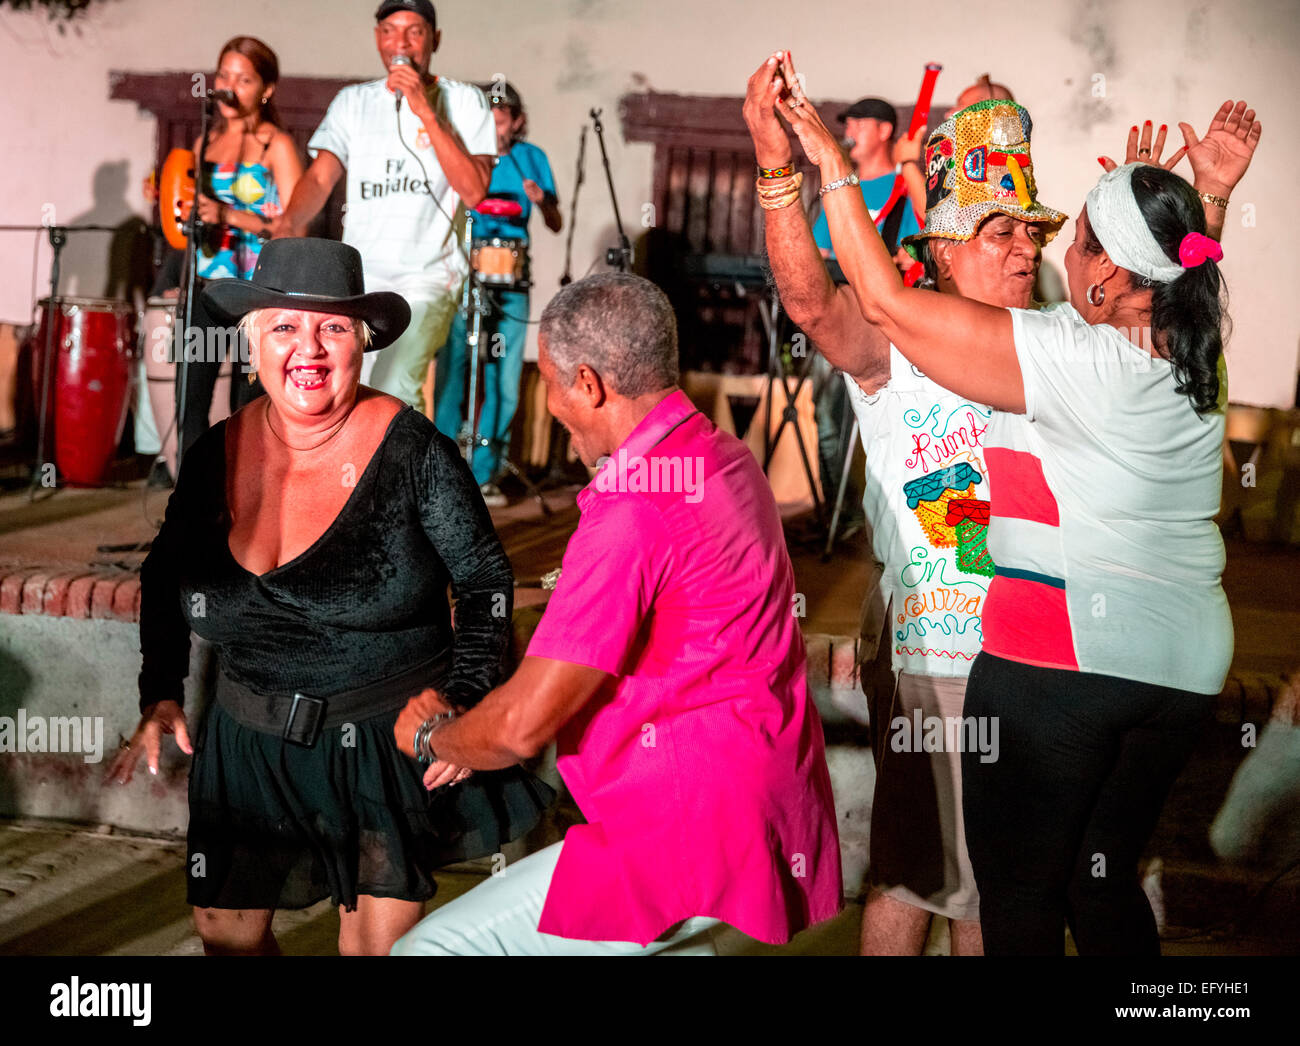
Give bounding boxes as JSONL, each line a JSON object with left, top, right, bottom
{"left": 186, "top": 701, "right": 555, "bottom": 912}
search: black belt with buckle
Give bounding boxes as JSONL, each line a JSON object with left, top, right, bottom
{"left": 214, "top": 651, "right": 452, "bottom": 748}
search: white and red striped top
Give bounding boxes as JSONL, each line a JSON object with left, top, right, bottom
{"left": 979, "top": 303, "right": 1232, "bottom": 695}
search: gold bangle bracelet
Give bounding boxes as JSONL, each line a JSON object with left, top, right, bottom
{"left": 756, "top": 171, "right": 803, "bottom": 197}
{"left": 759, "top": 193, "right": 801, "bottom": 211}
{"left": 1198, "top": 191, "right": 1229, "bottom": 209}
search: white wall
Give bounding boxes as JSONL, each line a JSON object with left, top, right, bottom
{"left": 1, "top": 0, "right": 1296, "bottom": 405}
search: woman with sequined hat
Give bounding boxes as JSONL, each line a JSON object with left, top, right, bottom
{"left": 777, "top": 60, "right": 1260, "bottom": 955}
{"left": 107, "top": 237, "right": 554, "bottom": 956}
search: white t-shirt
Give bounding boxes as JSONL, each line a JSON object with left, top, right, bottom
{"left": 844, "top": 349, "right": 996, "bottom": 677}
{"left": 309, "top": 76, "right": 496, "bottom": 302}
{"left": 979, "top": 302, "right": 1232, "bottom": 695}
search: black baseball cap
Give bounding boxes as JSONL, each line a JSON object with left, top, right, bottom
{"left": 375, "top": 0, "right": 437, "bottom": 29}
{"left": 836, "top": 97, "right": 898, "bottom": 130}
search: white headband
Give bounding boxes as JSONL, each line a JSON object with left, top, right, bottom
{"left": 1084, "top": 163, "right": 1183, "bottom": 284}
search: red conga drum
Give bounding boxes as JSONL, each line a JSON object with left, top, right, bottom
{"left": 31, "top": 297, "right": 138, "bottom": 485}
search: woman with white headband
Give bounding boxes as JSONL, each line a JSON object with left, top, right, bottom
{"left": 776, "top": 75, "right": 1261, "bottom": 955}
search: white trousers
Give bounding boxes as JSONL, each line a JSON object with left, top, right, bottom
{"left": 391, "top": 841, "right": 722, "bottom": 956}
{"left": 362, "top": 293, "right": 460, "bottom": 415}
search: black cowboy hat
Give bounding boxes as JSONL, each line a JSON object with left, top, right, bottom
{"left": 201, "top": 239, "right": 411, "bottom": 351}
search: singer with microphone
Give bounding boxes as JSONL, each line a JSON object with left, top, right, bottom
{"left": 271, "top": 0, "right": 495, "bottom": 415}
{"left": 172, "top": 35, "right": 303, "bottom": 461}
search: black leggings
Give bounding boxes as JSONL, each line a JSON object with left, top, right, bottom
{"left": 961, "top": 653, "right": 1214, "bottom": 955}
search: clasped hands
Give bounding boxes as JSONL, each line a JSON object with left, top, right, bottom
{"left": 395, "top": 687, "right": 474, "bottom": 791}
{"left": 743, "top": 50, "right": 844, "bottom": 174}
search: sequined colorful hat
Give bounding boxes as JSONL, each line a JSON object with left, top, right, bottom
{"left": 903, "top": 99, "right": 1067, "bottom": 247}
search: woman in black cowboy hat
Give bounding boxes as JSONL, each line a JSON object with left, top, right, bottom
{"left": 107, "top": 238, "right": 554, "bottom": 955}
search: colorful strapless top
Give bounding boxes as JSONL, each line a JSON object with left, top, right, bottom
{"left": 197, "top": 161, "right": 281, "bottom": 281}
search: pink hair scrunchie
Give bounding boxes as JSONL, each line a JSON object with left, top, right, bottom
{"left": 1178, "top": 232, "right": 1224, "bottom": 269}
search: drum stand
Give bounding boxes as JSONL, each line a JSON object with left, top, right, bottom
{"left": 30, "top": 224, "right": 68, "bottom": 501}
{"left": 757, "top": 285, "right": 824, "bottom": 524}
{"left": 456, "top": 211, "right": 551, "bottom": 517}
{"left": 0, "top": 221, "right": 118, "bottom": 500}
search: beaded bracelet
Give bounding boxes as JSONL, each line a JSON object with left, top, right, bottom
{"left": 757, "top": 161, "right": 795, "bottom": 179}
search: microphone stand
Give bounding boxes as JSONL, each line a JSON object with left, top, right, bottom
{"left": 559, "top": 125, "right": 586, "bottom": 286}
{"left": 459, "top": 209, "right": 487, "bottom": 470}
{"left": 176, "top": 89, "right": 217, "bottom": 475}
{"left": 589, "top": 109, "right": 632, "bottom": 272}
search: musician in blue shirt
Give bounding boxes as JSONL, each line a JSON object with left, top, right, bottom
{"left": 434, "top": 81, "right": 561, "bottom": 504}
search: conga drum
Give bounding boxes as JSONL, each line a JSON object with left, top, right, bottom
{"left": 139, "top": 296, "right": 234, "bottom": 478}
{"left": 140, "top": 297, "right": 179, "bottom": 474}
{"left": 31, "top": 297, "right": 138, "bottom": 485}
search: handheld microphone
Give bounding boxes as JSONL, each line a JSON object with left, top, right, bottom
{"left": 390, "top": 54, "right": 413, "bottom": 110}
{"left": 210, "top": 88, "right": 238, "bottom": 108}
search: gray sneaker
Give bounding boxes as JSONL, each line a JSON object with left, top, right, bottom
{"left": 479, "top": 483, "right": 508, "bottom": 508}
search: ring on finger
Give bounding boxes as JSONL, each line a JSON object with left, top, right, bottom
{"left": 1137, "top": 148, "right": 1151, "bottom": 157}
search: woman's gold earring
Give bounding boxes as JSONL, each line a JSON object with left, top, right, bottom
{"left": 247, "top": 369, "right": 257, "bottom": 386}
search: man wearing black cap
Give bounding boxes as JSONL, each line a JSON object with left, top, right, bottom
{"left": 273, "top": 0, "right": 496, "bottom": 415}
{"left": 812, "top": 97, "right": 920, "bottom": 263}
{"left": 808, "top": 97, "right": 922, "bottom": 519}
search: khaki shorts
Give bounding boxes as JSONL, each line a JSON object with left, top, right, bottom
{"left": 859, "top": 581, "right": 979, "bottom": 921}
{"left": 867, "top": 671, "right": 980, "bottom": 921}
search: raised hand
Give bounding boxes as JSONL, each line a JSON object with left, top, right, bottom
{"left": 893, "top": 125, "right": 925, "bottom": 167}
{"left": 1179, "top": 100, "right": 1261, "bottom": 196}
{"left": 1099, "top": 119, "right": 1186, "bottom": 172}
{"left": 743, "top": 51, "right": 796, "bottom": 169}
{"left": 770, "top": 51, "right": 845, "bottom": 172}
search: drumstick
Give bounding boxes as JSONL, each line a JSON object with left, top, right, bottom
{"left": 906, "top": 63, "right": 943, "bottom": 141}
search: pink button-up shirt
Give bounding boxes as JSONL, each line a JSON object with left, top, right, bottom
{"left": 527, "top": 389, "right": 842, "bottom": 946}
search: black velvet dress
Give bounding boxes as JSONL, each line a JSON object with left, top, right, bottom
{"left": 138, "top": 405, "right": 554, "bottom": 911}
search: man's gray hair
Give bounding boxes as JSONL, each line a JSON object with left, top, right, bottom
{"left": 539, "top": 272, "right": 678, "bottom": 397}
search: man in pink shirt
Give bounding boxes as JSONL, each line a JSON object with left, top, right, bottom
{"left": 391, "top": 272, "right": 842, "bottom": 955}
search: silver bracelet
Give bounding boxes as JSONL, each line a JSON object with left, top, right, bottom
{"left": 818, "top": 172, "right": 860, "bottom": 198}
{"left": 414, "top": 711, "right": 456, "bottom": 764}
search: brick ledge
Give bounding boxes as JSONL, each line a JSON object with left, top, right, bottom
{"left": 0, "top": 566, "right": 140, "bottom": 622}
